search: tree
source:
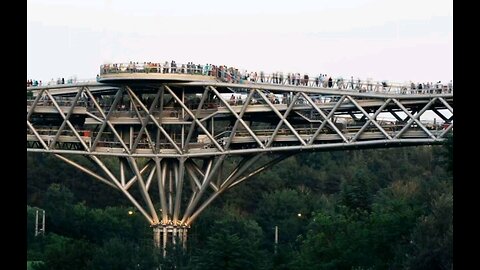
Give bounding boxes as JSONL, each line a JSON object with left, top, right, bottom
{"left": 34, "top": 234, "right": 94, "bottom": 270}
{"left": 340, "top": 168, "right": 375, "bottom": 213}
{"left": 189, "top": 215, "right": 268, "bottom": 270}
{"left": 368, "top": 180, "right": 425, "bottom": 268}
{"left": 403, "top": 191, "right": 453, "bottom": 269}
{"left": 291, "top": 207, "right": 373, "bottom": 270}
{"left": 255, "top": 189, "right": 310, "bottom": 245}
{"left": 43, "top": 184, "right": 74, "bottom": 233}
{"left": 91, "top": 237, "right": 158, "bottom": 270}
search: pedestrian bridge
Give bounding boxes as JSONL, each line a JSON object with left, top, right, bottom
{"left": 26, "top": 62, "right": 453, "bottom": 249}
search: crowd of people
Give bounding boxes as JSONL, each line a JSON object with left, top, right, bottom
{"left": 27, "top": 77, "right": 78, "bottom": 87}
{"left": 26, "top": 79, "right": 42, "bottom": 87}
{"left": 27, "top": 61, "right": 453, "bottom": 95}
{"left": 100, "top": 61, "right": 453, "bottom": 94}
{"left": 100, "top": 61, "right": 351, "bottom": 88}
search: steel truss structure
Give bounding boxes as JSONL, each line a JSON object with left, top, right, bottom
{"left": 27, "top": 75, "right": 453, "bottom": 251}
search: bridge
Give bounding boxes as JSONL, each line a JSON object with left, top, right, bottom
{"left": 26, "top": 61, "right": 453, "bottom": 252}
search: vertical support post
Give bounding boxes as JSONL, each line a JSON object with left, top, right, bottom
{"left": 129, "top": 126, "right": 133, "bottom": 147}
{"left": 274, "top": 225, "right": 278, "bottom": 254}
{"left": 168, "top": 162, "right": 173, "bottom": 216}
{"left": 153, "top": 227, "right": 161, "bottom": 248}
{"left": 156, "top": 127, "right": 161, "bottom": 152}
{"left": 42, "top": 210, "right": 45, "bottom": 235}
{"left": 35, "top": 210, "right": 39, "bottom": 237}
{"left": 181, "top": 88, "right": 185, "bottom": 149}
{"left": 183, "top": 228, "right": 187, "bottom": 250}
{"left": 182, "top": 125, "right": 185, "bottom": 149}
{"left": 173, "top": 158, "right": 185, "bottom": 224}
{"left": 34, "top": 209, "right": 46, "bottom": 237}
{"left": 163, "top": 226, "right": 168, "bottom": 258}
{"left": 211, "top": 117, "right": 214, "bottom": 137}
{"left": 156, "top": 158, "right": 168, "bottom": 223}
{"left": 120, "top": 158, "right": 125, "bottom": 186}
{"left": 172, "top": 227, "right": 177, "bottom": 245}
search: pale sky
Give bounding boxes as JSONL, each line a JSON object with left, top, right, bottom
{"left": 27, "top": 0, "right": 453, "bottom": 84}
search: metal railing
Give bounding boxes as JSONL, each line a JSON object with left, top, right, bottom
{"left": 99, "top": 62, "right": 453, "bottom": 95}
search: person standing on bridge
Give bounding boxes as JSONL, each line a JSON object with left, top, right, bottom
{"left": 202, "top": 64, "right": 208, "bottom": 75}
{"left": 295, "top": 73, "right": 301, "bottom": 86}
{"left": 156, "top": 62, "right": 162, "bottom": 73}
{"left": 163, "top": 61, "right": 169, "bottom": 73}
{"left": 304, "top": 74, "right": 309, "bottom": 86}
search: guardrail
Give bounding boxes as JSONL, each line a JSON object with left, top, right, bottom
{"left": 100, "top": 62, "right": 453, "bottom": 95}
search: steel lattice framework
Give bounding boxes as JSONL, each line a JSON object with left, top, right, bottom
{"left": 27, "top": 70, "right": 453, "bottom": 251}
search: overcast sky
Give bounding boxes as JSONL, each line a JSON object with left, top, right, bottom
{"left": 27, "top": 0, "right": 452, "bottom": 84}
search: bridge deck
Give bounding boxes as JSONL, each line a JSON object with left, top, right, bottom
{"left": 27, "top": 98, "right": 452, "bottom": 125}
{"left": 27, "top": 126, "right": 445, "bottom": 153}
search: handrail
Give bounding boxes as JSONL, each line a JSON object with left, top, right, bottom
{"left": 99, "top": 62, "right": 453, "bottom": 95}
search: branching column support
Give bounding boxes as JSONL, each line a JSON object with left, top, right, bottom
{"left": 26, "top": 81, "right": 453, "bottom": 258}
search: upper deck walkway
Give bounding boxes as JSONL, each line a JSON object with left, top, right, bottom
{"left": 26, "top": 61, "right": 453, "bottom": 100}
{"left": 98, "top": 62, "right": 453, "bottom": 95}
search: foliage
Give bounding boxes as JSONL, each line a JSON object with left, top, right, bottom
{"left": 188, "top": 213, "right": 268, "bottom": 270}
{"left": 91, "top": 237, "right": 159, "bottom": 270}
{"left": 27, "top": 145, "right": 453, "bottom": 269}
{"left": 33, "top": 233, "right": 94, "bottom": 270}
